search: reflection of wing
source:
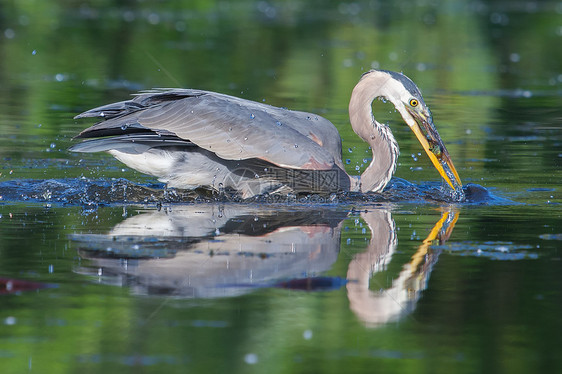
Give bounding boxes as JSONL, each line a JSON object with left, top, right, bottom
{"left": 73, "top": 90, "right": 343, "bottom": 170}
{"left": 100, "top": 205, "right": 346, "bottom": 238}
{"left": 73, "top": 206, "right": 347, "bottom": 298}
{"left": 346, "top": 208, "right": 458, "bottom": 327}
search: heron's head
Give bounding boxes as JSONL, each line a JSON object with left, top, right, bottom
{"left": 363, "top": 69, "right": 462, "bottom": 191}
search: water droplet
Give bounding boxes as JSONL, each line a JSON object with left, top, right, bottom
{"left": 121, "top": 124, "right": 129, "bottom": 130}
{"left": 226, "top": 139, "right": 231, "bottom": 143}
{"left": 146, "top": 12, "right": 160, "bottom": 24}
{"left": 348, "top": 148, "right": 353, "bottom": 153}
{"left": 4, "top": 29, "right": 15, "bottom": 39}
{"left": 244, "top": 353, "right": 258, "bottom": 365}
{"left": 345, "top": 159, "right": 351, "bottom": 164}
{"left": 294, "top": 144, "right": 298, "bottom": 148}
{"left": 244, "top": 137, "right": 248, "bottom": 141}
{"left": 276, "top": 121, "right": 282, "bottom": 126}
{"left": 509, "top": 53, "right": 520, "bottom": 63}
{"left": 50, "top": 143, "right": 56, "bottom": 149}
{"left": 355, "top": 165, "right": 360, "bottom": 171}
{"left": 228, "top": 127, "right": 233, "bottom": 131}
{"left": 31, "top": 49, "right": 37, "bottom": 55}
{"left": 250, "top": 113, "right": 255, "bottom": 119}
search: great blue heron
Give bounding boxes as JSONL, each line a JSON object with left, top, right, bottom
{"left": 70, "top": 69, "right": 462, "bottom": 197}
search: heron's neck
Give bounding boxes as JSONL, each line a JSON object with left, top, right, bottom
{"left": 349, "top": 76, "right": 399, "bottom": 193}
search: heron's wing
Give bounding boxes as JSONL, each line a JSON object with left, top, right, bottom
{"left": 68, "top": 133, "right": 194, "bottom": 154}
{"left": 74, "top": 89, "right": 342, "bottom": 170}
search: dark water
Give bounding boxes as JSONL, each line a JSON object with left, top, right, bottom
{"left": 1, "top": 1, "right": 561, "bottom": 373}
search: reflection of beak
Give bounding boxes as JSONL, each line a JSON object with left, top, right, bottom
{"left": 407, "top": 109, "right": 462, "bottom": 190}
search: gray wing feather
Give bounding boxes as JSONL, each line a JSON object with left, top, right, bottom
{"left": 69, "top": 133, "right": 192, "bottom": 154}
{"left": 74, "top": 90, "right": 343, "bottom": 170}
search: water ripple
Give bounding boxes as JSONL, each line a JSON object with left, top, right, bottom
{"left": 0, "top": 178, "right": 509, "bottom": 206}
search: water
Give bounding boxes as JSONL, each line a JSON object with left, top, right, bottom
{"left": 1, "top": 1, "right": 561, "bottom": 373}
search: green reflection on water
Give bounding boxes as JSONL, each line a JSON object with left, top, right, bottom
{"left": 0, "top": 203, "right": 560, "bottom": 373}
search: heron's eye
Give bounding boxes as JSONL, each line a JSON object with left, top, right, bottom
{"left": 409, "top": 99, "right": 419, "bottom": 107}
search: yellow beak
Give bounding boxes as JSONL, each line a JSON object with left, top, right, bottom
{"left": 407, "top": 110, "right": 462, "bottom": 190}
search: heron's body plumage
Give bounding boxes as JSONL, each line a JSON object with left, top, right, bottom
{"left": 71, "top": 70, "right": 461, "bottom": 197}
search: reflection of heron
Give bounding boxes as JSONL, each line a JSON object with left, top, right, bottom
{"left": 346, "top": 208, "right": 459, "bottom": 327}
{"left": 72, "top": 205, "right": 458, "bottom": 326}
{"left": 70, "top": 70, "right": 462, "bottom": 197}
{"left": 73, "top": 206, "right": 346, "bottom": 298}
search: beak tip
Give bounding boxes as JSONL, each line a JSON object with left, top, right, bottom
{"left": 408, "top": 111, "right": 462, "bottom": 193}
